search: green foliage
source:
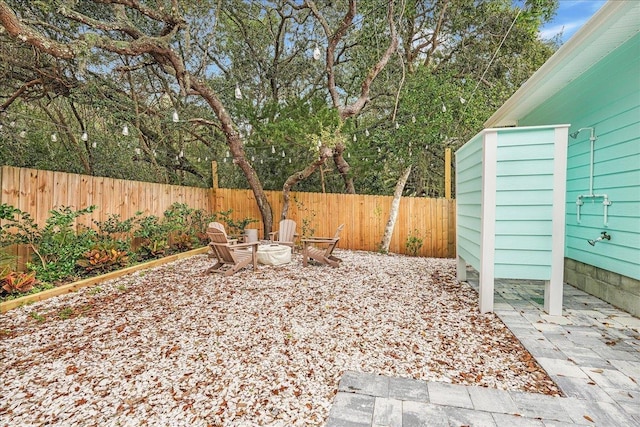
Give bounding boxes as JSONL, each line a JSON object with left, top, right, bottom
{"left": 1, "top": 0, "right": 558, "bottom": 199}
{"left": 0, "top": 201, "right": 224, "bottom": 301}
{"left": 130, "top": 203, "right": 219, "bottom": 258}
{"left": 216, "top": 209, "right": 258, "bottom": 237}
{"left": 29, "top": 311, "right": 46, "bottom": 322}
{"left": 162, "top": 202, "right": 218, "bottom": 248}
{"left": 88, "top": 286, "right": 102, "bottom": 295}
{"left": 293, "top": 196, "right": 317, "bottom": 238}
{"left": 0, "top": 249, "right": 15, "bottom": 278}
{"left": 0, "top": 204, "right": 97, "bottom": 283}
{"left": 132, "top": 214, "right": 171, "bottom": 260}
{"left": 405, "top": 229, "right": 424, "bottom": 257}
{"left": 58, "top": 307, "right": 74, "bottom": 320}
{"left": 92, "top": 214, "right": 135, "bottom": 250}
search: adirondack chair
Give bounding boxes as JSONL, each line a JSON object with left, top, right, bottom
{"left": 268, "top": 219, "right": 298, "bottom": 252}
{"left": 206, "top": 226, "right": 258, "bottom": 276}
{"left": 206, "top": 222, "right": 237, "bottom": 256}
{"left": 302, "top": 224, "right": 345, "bottom": 267}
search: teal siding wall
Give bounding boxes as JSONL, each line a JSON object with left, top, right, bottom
{"left": 494, "top": 128, "right": 556, "bottom": 279}
{"left": 520, "top": 33, "right": 640, "bottom": 280}
{"left": 456, "top": 133, "right": 483, "bottom": 271}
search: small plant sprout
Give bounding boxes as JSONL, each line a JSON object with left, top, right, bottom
{"left": 58, "top": 308, "right": 74, "bottom": 320}
{"left": 88, "top": 286, "right": 102, "bottom": 295}
{"left": 29, "top": 312, "right": 45, "bottom": 322}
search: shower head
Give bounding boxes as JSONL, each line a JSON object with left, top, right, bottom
{"left": 569, "top": 127, "right": 596, "bottom": 140}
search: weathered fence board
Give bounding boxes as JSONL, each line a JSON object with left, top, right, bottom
{"left": 1, "top": 166, "right": 456, "bottom": 264}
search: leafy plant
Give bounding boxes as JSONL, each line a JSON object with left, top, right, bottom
{"left": 1, "top": 271, "right": 38, "bottom": 294}
{"left": 76, "top": 243, "right": 129, "bottom": 274}
{"left": 0, "top": 201, "right": 231, "bottom": 300}
{"left": 405, "top": 229, "right": 424, "bottom": 256}
{"left": 91, "top": 214, "right": 134, "bottom": 250}
{"left": 163, "top": 203, "right": 217, "bottom": 250}
{"left": 132, "top": 214, "right": 170, "bottom": 260}
{"left": 0, "top": 249, "right": 15, "bottom": 278}
{"left": 0, "top": 204, "right": 97, "bottom": 283}
{"left": 216, "top": 209, "right": 258, "bottom": 237}
{"left": 170, "top": 231, "right": 194, "bottom": 251}
{"left": 294, "top": 197, "right": 317, "bottom": 238}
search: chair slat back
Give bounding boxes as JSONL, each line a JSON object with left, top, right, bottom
{"left": 207, "top": 228, "right": 235, "bottom": 263}
{"left": 207, "top": 222, "right": 227, "bottom": 236}
{"left": 277, "top": 219, "right": 297, "bottom": 244}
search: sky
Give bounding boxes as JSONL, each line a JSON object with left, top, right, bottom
{"left": 539, "top": 0, "right": 607, "bottom": 42}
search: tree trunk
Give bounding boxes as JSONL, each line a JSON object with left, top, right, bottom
{"left": 380, "top": 166, "right": 412, "bottom": 253}
{"left": 190, "top": 77, "right": 274, "bottom": 236}
{"left": 332, "top": 142, "right": 355, "bottom": 194}
{"left": 281, "top": 146, "right": 332, "bottom": 220}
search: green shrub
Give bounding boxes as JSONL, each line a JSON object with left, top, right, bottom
{"left": 0, "top": 204, "right": 97, "bottom": 283}
{"left": 406, "top": 229, "right": 424, "bottom": 256}
{"left": 132, "top": 214, "right": 171, "bottom": 260}
{"left": 92, "top": 214, "right": 135, "bottom": 251}
{"left": 163, "top": 203, "right": 216, "bottom": 249}
{"left": 216, "top": 209, "right": 258, "bottom": 237}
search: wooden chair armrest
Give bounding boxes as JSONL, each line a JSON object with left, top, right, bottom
{"left": 211, "top": 239, "right": 238, "bottom": 246}
{"left": 232, "top": 241, "right": 259, "bottom": 249}
{"left": 302, "top": 237, "right": 338, "bottom": 244}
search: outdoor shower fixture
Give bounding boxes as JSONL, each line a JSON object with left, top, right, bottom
{"left": 588, "top": 231, "right": 611, "bottom": 246}
{"left": 570, "top": 127, "right": 612, "bottom": 225}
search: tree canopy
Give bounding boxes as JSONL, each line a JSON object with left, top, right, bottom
{"left": 0, "top": 0, "right": 559, "bottom": 232}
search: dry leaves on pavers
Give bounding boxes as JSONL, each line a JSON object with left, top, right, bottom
{"left": 1, "top": 250, "right": 560, "bottom": 426}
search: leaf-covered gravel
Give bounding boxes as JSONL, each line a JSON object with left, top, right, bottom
{"left": 1, "top": 250, "right": 560, "bottom": 426}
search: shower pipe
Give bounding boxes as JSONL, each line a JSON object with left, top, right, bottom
{"left": 569, "top": 127, "right": 611, "bottom": 225}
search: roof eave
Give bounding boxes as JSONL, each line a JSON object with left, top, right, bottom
{"left": 484, "top": 1, "right": 638, "bottom": 128}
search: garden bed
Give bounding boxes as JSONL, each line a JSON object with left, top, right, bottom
{"left": 0, "top": 247, "right": 208, "bottom": 313}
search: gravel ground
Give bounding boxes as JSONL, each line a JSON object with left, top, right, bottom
{"left": 1, "top": 250, "right": 560, "bottom": 426}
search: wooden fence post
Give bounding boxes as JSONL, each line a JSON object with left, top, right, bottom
{"left": 210, "top": 161, "right": 218, "bottom": 213}
{"left": 211, "top": 161, "right": 218, "bottom": 190}
{"left": 445, "top": 148, "right": 452, "bottom": 199}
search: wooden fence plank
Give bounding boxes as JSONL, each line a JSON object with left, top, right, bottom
{"left": 36, "top": 169, "right": 54, "bottom": 227}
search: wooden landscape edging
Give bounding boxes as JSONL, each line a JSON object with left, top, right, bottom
{"left": 0, "top": 246, "right": 209, "bottom": 314}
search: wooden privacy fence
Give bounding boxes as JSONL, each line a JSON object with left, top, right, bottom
{"left": 1, "top": 165, "right": 456, "bottom": 262}
{"left": 0, "top": 166, "right": 212, "bottom": 228}
{"left": 214, "top": 188, "right": 456, "bottom": 257}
